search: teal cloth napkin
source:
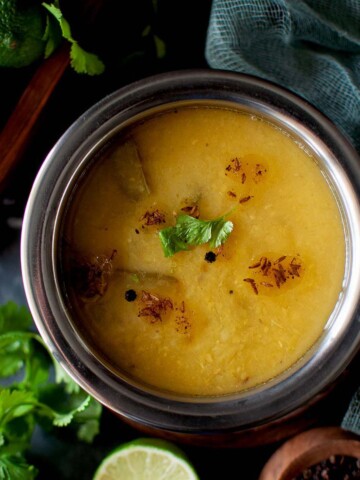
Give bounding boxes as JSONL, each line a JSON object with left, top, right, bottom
{"left": 205, "top": 0, "right": 360, "bottom": 152}
{"left": 342, "top": 386, "right": 360, "bottom": 435}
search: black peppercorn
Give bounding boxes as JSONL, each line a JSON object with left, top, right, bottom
{"left": 204, "top": 251, "right": 217, "bottom": 263}
{"left": 125, "top": 289, "right": 137, "bottom": 302}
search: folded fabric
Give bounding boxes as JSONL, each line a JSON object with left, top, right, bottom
{"left": 206, "top": 0, "right": 360, "bottom": 152}
{"left": 342, "top": 386, "right": 360, "bottom": 436}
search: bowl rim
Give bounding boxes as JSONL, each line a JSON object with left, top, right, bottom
{"left": 21, "top": 69, "right": 360, "bottom": 434}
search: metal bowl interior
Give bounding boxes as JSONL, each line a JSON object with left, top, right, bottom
{"left": 21, "top": 70, "right": 360, "bottom": 434}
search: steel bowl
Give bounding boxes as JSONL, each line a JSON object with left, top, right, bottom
{"left": 21, "top": 70, "right": 360, "bottom": 446}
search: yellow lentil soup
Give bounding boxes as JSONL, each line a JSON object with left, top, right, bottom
{"left": 60, "top": 106, "right": 345, "bottom": 396}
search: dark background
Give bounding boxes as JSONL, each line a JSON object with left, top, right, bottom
{"left": 0, "top": 1, "right": 358, "bottom": 478}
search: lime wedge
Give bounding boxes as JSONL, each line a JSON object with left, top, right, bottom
{"left": 93, "top": 438, "right": 199, "bottom": 480}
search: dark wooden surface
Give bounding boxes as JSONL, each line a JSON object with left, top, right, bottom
{"left": 0, "top": 1, "right": 358, "bottom": 478}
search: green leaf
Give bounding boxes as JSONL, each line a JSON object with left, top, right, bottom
{"left": 22, "top": 342, "right": 50, "bottom": 389}
{"left": 0, "top": 454, "right": 37, "bottom": 480}
{"left": 0, "top": 389, "right": 37, "bottom": 448}
{"left": 33, "top": 334, "right": 79, "bottom": 394}
{"left": 53, "top": 361, "right": 80, "bottom": 394}
{"left": 77, "top": 418, "right": 99, "bottom": 443}
{"left": 209, "top": 218, "right": 233, "bottom": 248}
{"left": 176, "top": 215, "right": 213, "bottom": 245}
{"left": 159, "top": 212, "right": 234, "bottom": 257}
{"left": 42, "top": 2, "right": 105, "bottom": 75}
{"left": 70, "top": 43, "right": 105, "bottom": 76}
{"left": 42, "top": 2, "right": 62, "bottom": 22}
{"left": 36, "top": 383, "right": 94, "bottom": 427}
{"left": 0, "top": 331, "right": 48, "bottom": 384}
{"left": 0, "top": 354, "right": 24, "bottom": 379}
{"left": 54, "top": 395, "right": 91, "bottom": 427}
{"left": 35, "top": 386, "right": 92, "bottom": 428}
{"left": 154, "top": 34, "right": 166, "bottom": 59}
{"left": 0, "top": 301, "right": 102, "bottom": 480}
{"left": 42, "top": 3, "right": 71, "bottom": 39}
{"left": 4, "top": 415, "right": 35, "bottom": 445}
{"left": 0, "top": 303, "right": 32, "bottom": 334}
{"left": 142, "top": 25, "right": 151, "bottom": 37}
{"left": 159, "top": 227, "right": 190, "bottom": 257}
{"left": 0, "top": 390, "right": 37, "bottom": 429}
{"left": 43, "top": 13, "right": 62, "bottom": 58}
{"left": 71, "top": 397, "right": 102, "bottom": 443}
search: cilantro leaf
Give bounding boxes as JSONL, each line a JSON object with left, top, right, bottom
{"left": 159, "top": 212, "right": 234, "bottom": 257}
{"left": 0, "top": 303, "right": 32, "bottom": 334}
{"left": 159, "top": 227, "right": 192, "bottom": 257}
{"left": 3, "top": 414, "right": 35, "bottom": 445}
{"left": 34, "top": 385, "right": 101, "bottom": 442}
{"left": 0, "top": 331, "right": 49, "bottom": 385}
{"left": 51, "top": 394, "right": 91, "bottom": 427}
{"left": 34, "top": 334, "right": 80, "bottom": 395}
{"left": 209, "top": 217, "right": 234, "bottom": 248}
{"left": 70, "top": 43, "right": 105, "bottom": 76}
{"left": 53, "top": 361, "right": 80, "bottom": 394}
{"left": 42, "top": 11, "right": 62, "bottom": 58}
{"left": 42, "top": 2, "right": 105, "bottom": 75}
{"left": 0, "top": 390, "right": 37, "bottom": 426}
{"left": 0, "top": 453, "right": 37, "bottom": 480}
{"left": 176, "top": 215, "right": 213, "bottom": 245}
{"left": 22, "top": 342, "right": 50, "bottom": 390}
{"left": 70, "top": 397, "right": 102, "bottom": 443}
{"left": 0, "top": 390, "right": 37, "bottom": 448}
{"left": 0, "top": 302, "right": 102, "bottom": 477}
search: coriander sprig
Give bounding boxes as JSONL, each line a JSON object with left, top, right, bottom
{"left": 0, "top": 301, "right": 102, "bottom": 479}
{"left": 159, "top": 210, "right": 234, "bottom": 257}
{"left": 42, "top": 1, "right": 105, "bottom": 75}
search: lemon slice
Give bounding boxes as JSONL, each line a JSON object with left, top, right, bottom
{"left": 93, "top": 438, "right": 199, "bottom": 480}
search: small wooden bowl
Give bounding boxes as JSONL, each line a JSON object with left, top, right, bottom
{"left": 259, "top": 426, "right": 360, "bottom": 480}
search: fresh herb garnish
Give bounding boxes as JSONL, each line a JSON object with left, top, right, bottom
{"left": 42, "top": 1, "right": 105, "bottom": 75}
{"left": 0, "top": 301, "right": 102, "bottom": 478}
{"left": 159, "top": 211, "right": 234, "bottom": 257}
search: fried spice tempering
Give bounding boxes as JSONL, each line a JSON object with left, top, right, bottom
{"left": 239, "top": 195, "right": 253, "bottom": 204}
{"left": 181, "top": 204, "right": 200, "bottom": 218}
{"left": 254, "top": 163, "right": 267, "bottom": 182}
{"left": 175, "top": 301, "right": 191, "bottom": 334}
{"left": 244, "top": 255, "right": 303, "bottom": 294}
{"left": 138, "top": 290, "right": 173, "bottom": 322}
{"left": 140, "top": 209, "right": 166, "bottom": 226}
{"left": 243, "top": 278, "right": 259, "bottom": 295}
{"left": 137, "top": 292, "right": 191, "bottom": 333}
{"left": 225, "top": 157, "right": 267, "bottom": 185}
{"left": 71, "top": 249, "right": 117, "bottom": 300}
{"left": 225, "top": 157, "right": 242, "bottom": 173}
{"left": 175, "top": 315, "right": 191, "bottom": 334}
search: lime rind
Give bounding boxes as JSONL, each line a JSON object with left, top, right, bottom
{"left": 0, "top": 1, "right": 46, "bottom": 68}
{"left": 93, "top": 438, "right": 199, "bottom": 480}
